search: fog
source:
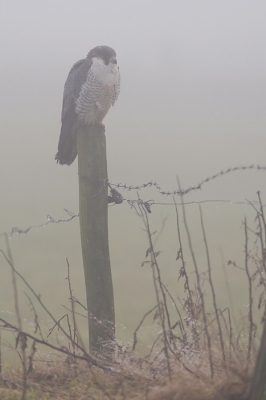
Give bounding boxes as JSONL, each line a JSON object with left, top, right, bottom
{"left": 1, "top": 1, "right": 266, "bottom": 352}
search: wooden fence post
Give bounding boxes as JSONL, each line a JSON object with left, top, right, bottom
{"left": 77, "top": 124, "right": 115, "bottom": 353}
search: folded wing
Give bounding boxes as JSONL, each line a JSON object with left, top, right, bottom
{"left": 55, "top": 59, "right": 91, "bottom": 165}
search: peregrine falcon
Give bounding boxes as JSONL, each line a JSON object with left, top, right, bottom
{"left": 55, "top": 46, "right": 120, "bottom": 165}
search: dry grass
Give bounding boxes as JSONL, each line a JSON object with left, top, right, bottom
{"left": 0, "top": 347, "right": 252, "bottom": 400}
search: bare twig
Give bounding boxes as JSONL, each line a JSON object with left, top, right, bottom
{"left": 257, "top": 191, "right": 266, "bottom": 245}
{"left": 0, "top": 317, "right": 128, "bottom": 376}
{"left": 177, "top": 179, "right": 213, "bottom": 378}
{"left": 4, "top": 234, "right": 27, "bottom": 399}
{"left": 66, "top": 258, "right": 78, "bottom": 355}
{"left": 145, "top": 332, "right": 163, "bottom": 359}
{"left": 24, "top": 292, "right": 44, "bottom": 341}
{"left": 27, "top": 341, "right": 37, "bottom": 374}
{"left": 244, "top": 218, "right": 255, "bottom": 368}
{"left": 132, "top": 305, "right": 158, "bottom": 351}
{"left": 61, "top": 305, "right": 87, "bottom": 318}
{"left": 0, "top": 248, "right": 88, "bottom": 358}
{"left": 219, "top": 308, "right": 238, "bottom": 362}
{"left": 220, "top": 252, "right": 238, "bottom": 331}
{"left": 257, "top": 213, "right": 266, "bottom": 276}
{"left": 197, "top": 308, "right": 227, "bottom": 336}
{"left": 72, "top": 297, "right": 87, "bottom": 310}
{"left": 157, "top": 280, "right": 185, "bottom": 340}
{"left": 50, "top": 314, "right": 71, "bottom": 340}
{"left": 256, "top": 192, "right": 266, "bottom": 277}
{"left": 227, "top": 308, "right": 233, "bottom": 360}
{"left": 140, "top": 201, "right": 172, "bottom": 380}
{"left": 199, "top": 206, "right": 226, "bottom": 371}
{"left": 174, "top": 196, "right": 195, "bottom": 321}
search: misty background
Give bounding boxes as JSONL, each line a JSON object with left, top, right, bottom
{"left": 1, "top": 1, "right": 266, "bottom": 354}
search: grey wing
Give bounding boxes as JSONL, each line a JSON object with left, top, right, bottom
{"left": 56, "top": 59, "right": 91, "bottom": 165}
{"left": 61, "top": 59, "right": 87, "bottom": 122}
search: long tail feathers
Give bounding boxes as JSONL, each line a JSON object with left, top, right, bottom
{"left": 55, "top": 118, "right": 78, "bottom": 166}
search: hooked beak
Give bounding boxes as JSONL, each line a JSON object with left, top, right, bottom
{"left": 110, "top": 57, "right": 117, "bottom": 64}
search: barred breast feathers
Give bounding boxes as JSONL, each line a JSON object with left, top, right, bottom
{"left": 75, "top": 57, "right": 120, "bottom": 125}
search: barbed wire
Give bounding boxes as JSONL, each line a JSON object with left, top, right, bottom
{"left": 0, "top": 198, "right": 263, "bottom": 239}
{"left": 109, "top": 164, "right": 266, "bottom": 196}
{"left": 1, "top": 164, "right": 265, "bottom": 238}
{"left": 0, "top": 210, "right": 79, "bottom": 239}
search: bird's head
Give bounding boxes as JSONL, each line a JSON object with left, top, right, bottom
{"left": 87, "top": 46, "right": 117, "bottom": 66}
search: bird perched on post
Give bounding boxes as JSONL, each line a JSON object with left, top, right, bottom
{"left": 55, "top": 45, "right": 120, "bottom": 165}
